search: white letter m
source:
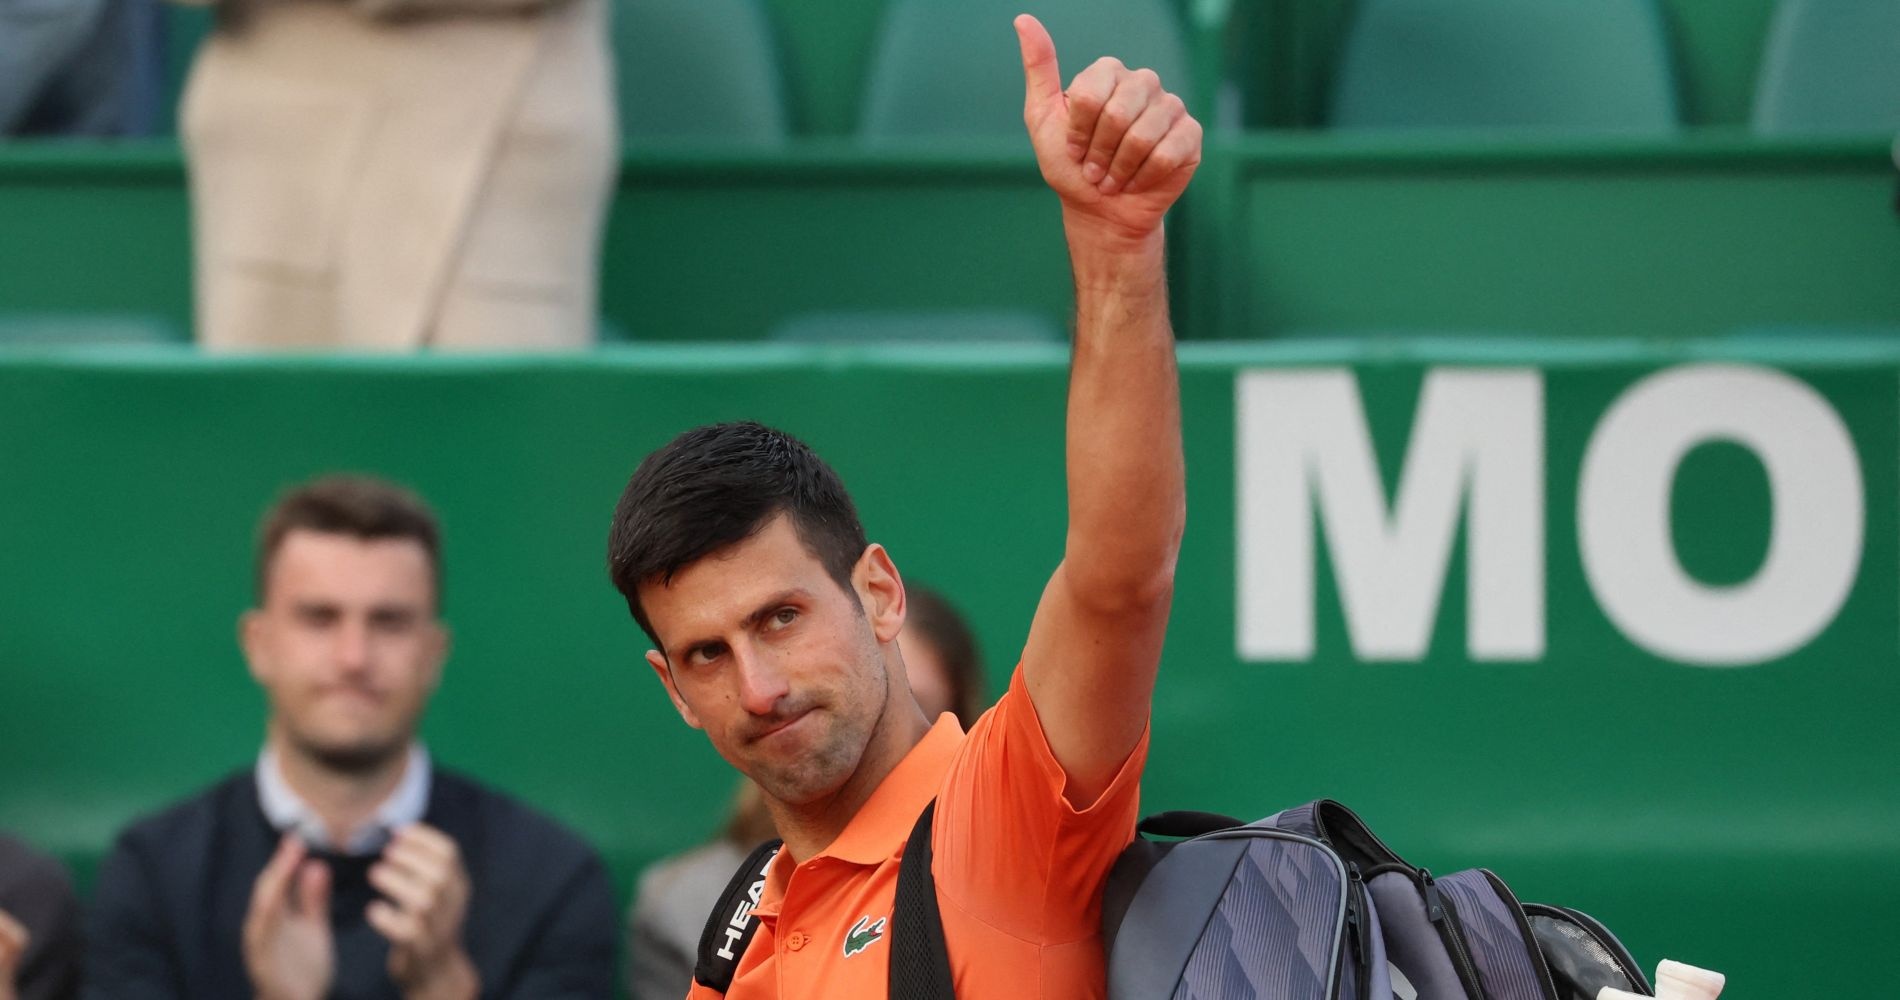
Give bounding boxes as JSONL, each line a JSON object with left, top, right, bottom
{"left": 1236, "top": 368, "right": 1544, "bottom": 662}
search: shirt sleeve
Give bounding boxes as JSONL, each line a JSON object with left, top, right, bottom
{"left": 928, "top": 664, "right": 1149, "bottom": 946}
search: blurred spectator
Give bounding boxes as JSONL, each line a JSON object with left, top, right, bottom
{"left": 0, "top": 835, "right": 81, "bottom": 1000}
{"left": 623, "top": 782, "right": 775, "bottom": 1000}
{"left": 86, "top": 475, "right": 617, "bottom": 999}
{"left": 624, "top": 584, "right": 987, "bottom": 999}
{"left": 897, "top": 583, "right": 989, "bottom": 728}
{"left": 0, "top": 0, "right": 163, "bottom": 137}
{"left": 170, "top": 0, "right": 616, "bottom": 350}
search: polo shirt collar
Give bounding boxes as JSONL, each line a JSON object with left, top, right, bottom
{"left": 754, "top": 715, "right": 965, "bottom": 918}
{"left": 821, "top": 713, "right": 964, "bottom": 866}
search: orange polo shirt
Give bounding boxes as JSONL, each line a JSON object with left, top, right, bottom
{"left": 687, "top": 665, "right": 1149, "bottom": 999}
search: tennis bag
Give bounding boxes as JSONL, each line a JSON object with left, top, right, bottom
{"left": 1102, "top": 799, "right": 1653, "bottom": 1000}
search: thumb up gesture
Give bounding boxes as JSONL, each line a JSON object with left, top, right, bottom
{"left": 1015, "top": 14, "right": 1202, "bottom": 242}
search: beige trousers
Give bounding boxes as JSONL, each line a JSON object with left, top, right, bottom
{"left": 181, "top": 0, "right": 617, "bottom": 350}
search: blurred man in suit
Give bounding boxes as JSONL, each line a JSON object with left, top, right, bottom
{"left": 88, "top": 475, "right": 616, "bottom": 999}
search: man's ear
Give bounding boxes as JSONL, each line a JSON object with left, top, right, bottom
{"left": 238, "top": 609, "right": 269, "bottom": 686}
{"left": 854, "top": 544, "right": 907, "bottom": 645}
{"left": 646, "top": 649, "right": 703, "bottom": 729}
{"left": 423, "top": 621, "right": 451, "bottom": 694}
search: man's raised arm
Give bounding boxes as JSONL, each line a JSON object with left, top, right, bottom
{"left": 1012, "top": 14, "right": 1199, "bottom": 806}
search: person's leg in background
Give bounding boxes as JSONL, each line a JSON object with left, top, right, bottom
{"left": 429, "top": 0, "right": 617, "bottom": 351}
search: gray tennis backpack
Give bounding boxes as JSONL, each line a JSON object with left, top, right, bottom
{"left": 1101, "top": 799, "right": 1653, "bottom": 1000}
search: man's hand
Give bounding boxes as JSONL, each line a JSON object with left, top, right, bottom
{"left": 1016, "top": 14, "right": 1202, "bottom": 245}
{"left": 367, "top": 824, "right": 479, "bottom": 1000}
{"left": 0, "top": 906, "right": 27, "bottom": 1000}
{"left": 243, "top": 835, "right": 335, "bottom": 1000}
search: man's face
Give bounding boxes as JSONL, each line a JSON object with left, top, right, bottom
{"left": 640, "top": 514, "right": 902, "bottom": 806}
{"left": 242, "top": 530, "right": 447, "bottom": 772}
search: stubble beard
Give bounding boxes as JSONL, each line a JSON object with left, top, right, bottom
{"left": 289, "top": 725, "right": 411, "bottom": 776}
{"left": 748, "top": 707, "right": 872, "bottom": 805}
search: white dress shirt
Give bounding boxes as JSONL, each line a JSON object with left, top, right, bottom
{"left": 255, "top": 744, "right": 432, "bottom": 856}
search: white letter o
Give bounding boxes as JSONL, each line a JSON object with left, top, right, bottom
{"left": 1578, "top": 364, "right": 1863, "bottom": 666}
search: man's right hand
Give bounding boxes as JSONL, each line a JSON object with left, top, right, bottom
{"left": 243, "top": 835, "right": 335, "bottom": 1000}
{"left": 0, "top": 906, "right": 28, "bottom": 1000}
{"left": 1016, "top": 14, "right": 1201, "bottom": 247}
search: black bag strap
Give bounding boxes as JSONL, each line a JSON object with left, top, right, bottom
{"left": 692, "top": 802, "right": 957, "bottom": 999}
{"left": 693, "top": 837, "right": 783, "bottom": 993}
{"left": 889, "top": 800, "right": 956, "bottom": 1000}
{"left": 1136, "top": 810, "right": 1244, "bottom": 839}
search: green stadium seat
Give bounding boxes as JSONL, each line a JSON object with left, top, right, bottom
{"left": 0, "top": 313, "right": 183, "bottom": 347}
{"left": 613, "top": 0, "right": 789, "bottom": 145}
{"left": 858, "top": 0, "right": 1189, "bottom": 142}
{"left": 769, "top": 309, "right": 1063, "bottom": 344}
{"left": 1328, "top": 0, "right": 1679, "bottom": 134}
{"left": 1751, "top": 0, "right": 1900, "bottom": 136}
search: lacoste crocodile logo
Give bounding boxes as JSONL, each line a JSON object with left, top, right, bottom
{"left": 843, "top": 915, "right": 887, "bottom": 957}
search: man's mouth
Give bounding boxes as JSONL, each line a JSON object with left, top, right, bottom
{"left": 321, "top": 686, "right": 385, "bottom": 705}
{"left": 749, "top": 708, "right": 814, "bottom": 744}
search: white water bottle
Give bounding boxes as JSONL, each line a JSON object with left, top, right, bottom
{"left": 1595, "top": 959, "right": 1724, "bottom": 1000}
{"left": 1653, "top": 960, "right": 1725, "bottom": 999}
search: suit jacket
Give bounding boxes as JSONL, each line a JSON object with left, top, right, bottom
{"left": 84, "top": 769, "right": 617, "bottom": 999}
{"left": 173, "top": 0, "right": 616, "bottom": 349}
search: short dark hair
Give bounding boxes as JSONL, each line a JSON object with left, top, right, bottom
{"left": 904, "top": 585, "right": 988, "bottom": 727}
{"left": 256, "top": 475, "right": 442, "bottom": 609}
{"left": 607, "top": 422, "right": 869, "bottom": 647}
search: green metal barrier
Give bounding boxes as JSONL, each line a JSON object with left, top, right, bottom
{"left": 1, "top": 136, "right": 1893, "bottom": 346}
{"left": 0, "top": 142, "right": 1077, "bottom": 344}
{"left": 0, "top": 340, "right": 1893, "bottom": 996}
{"left": 599, "top": 143, "right": 1073, "bottom": 340}
{"left": 1186, "top": 132, "right": 1900, "bottom": 340}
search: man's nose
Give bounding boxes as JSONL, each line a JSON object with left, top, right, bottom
{"left": 335, "top": 619, "right": 372, "bottom": 674}
{"left": 732, "top": 644, "right": 791, "bottom": 717}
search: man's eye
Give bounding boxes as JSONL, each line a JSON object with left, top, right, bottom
{"left": 689, "top": 644, "right": 725, "bottom": 665}
{"left": 769, "top": 608, "right": 798, "bottom": 629}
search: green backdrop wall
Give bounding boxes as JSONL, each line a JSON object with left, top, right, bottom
{"left": 0, "top": 339, "right": 1894, "bottom": 996}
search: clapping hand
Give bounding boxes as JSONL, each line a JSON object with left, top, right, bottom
{"left": 0, "top": 906, "right": 27, "bottom": 1000}
{"left": 367, "top": 824, "right": 479, "bottom": 1000}
{"left": 243, "top": 835, "right": 334, "bottom": 1000}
